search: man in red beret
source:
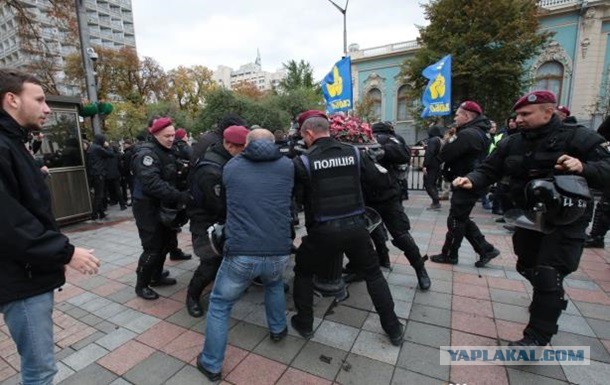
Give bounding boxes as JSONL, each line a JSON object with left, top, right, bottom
{"left": 555, "top": 105, "right": 577, "bottom": 124}
{"left": 451, "top": 90, "right": 610, "bottom": 347}
{"left": 430, "top": 100, "right": 500, "bottom": 267}
{"left": 185, "top": 125, "right": 248, "bottom": 317}
{"left": 132, "top": 117, "right": 193, "bottom": 299}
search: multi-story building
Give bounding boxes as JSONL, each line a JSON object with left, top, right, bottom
{"left": 0, "top": 0, "right": 136, "bottom": 95}
{"left": 212, "top": 50, "right": 287, "bottom": 92}
{"left": 349, "top": 0, "right": 610, "bottom": 143}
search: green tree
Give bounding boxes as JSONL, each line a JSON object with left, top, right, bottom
{"left": 402, "top": 0, "right": 551, "bottom": 122}
{"left": 278, "top": 60, "right": 316, "bottom": 92}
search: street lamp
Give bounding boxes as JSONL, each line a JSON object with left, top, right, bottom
{"left": 327, "top": 0, "right": 349, "bottom": 56}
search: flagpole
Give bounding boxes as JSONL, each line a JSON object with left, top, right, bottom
{"left": 327, "top": 0, "right": 349, "bottom": 55}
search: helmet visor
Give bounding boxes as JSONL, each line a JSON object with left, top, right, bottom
{"left": 504, "top": 209, "right": 555, "bottom": 234}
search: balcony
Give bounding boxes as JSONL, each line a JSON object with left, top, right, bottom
{"left": 349, "top": 40, "right": 419, "bottom": 60}
{"left": 537, "top": 0, "right": 581, "bottom": 9}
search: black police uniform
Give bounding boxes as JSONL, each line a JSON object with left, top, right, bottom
{"left": 466, "top": 114, "right": 610, "bottom": 345}
{"left": 585, "top": 121, "right": 610, "bottom": 248}
{"left": 356, "top": 125, "right": 431, "bottom": 290}
{"left": 132, "top": 139, "right": 189, "bottom": 299}
{"left": 185, "top": 142, "right": 232, "bottom": 316}
{"left": 432, "top": 115, "right": 498, "bottom": 266}
{"left": 292, "top": 136, "right": 403, "bottom": 343}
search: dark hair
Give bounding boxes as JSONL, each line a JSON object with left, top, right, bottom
{"left": 218, "top": 113, "right": 248, "bottom": 131}
{"left": 0, "top": 68, "right": 42, "bottom": 106}
{"left": 147, "top": 115, "right": 161, "bottom": 128}
{"left": 302, "top": 117, "right": 329, "bottom": 133}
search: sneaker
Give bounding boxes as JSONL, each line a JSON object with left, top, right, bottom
{"left": 290, "top": 315, "right": 314, "bottom": 339}
{"left": 430, "top": 253, "right": 458, "bottom": 265}
{"left": 475, "top": 248, "right": 500, "bottom": 268}
{"left": 508, "top": 334, "right": 547, "bottom": 348}
{"left": 196, "top": 353, "right": 221, "bottom": 382}
{"left": 270, "top": 327, "right": 288, "bottom": 342}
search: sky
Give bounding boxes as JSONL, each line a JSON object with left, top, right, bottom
{"left": 130, "top": 0, "right": 428, "bottom": 79}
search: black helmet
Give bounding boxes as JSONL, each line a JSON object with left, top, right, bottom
{"left": 364, "top": 206, "right": 382, "bottom": 233}
{"left": 505, "top": 175, "right": 592, "bottom": 233}
{"left": 207, "top": 223, "right": 225, "bottom": 256}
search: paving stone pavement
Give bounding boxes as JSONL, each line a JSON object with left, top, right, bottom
{"left": 1, "top": 192, "right": 609, "bottom": 384}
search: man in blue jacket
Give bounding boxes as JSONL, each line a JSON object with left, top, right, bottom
{"left": 0, "top": 69, "right": 100, "bottom": 385}
{"left": 196, "top": 128, "right": 294, "bottom": 381}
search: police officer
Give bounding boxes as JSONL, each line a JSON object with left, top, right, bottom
{"left": 430, "top": 101, "right": 500, "bottom": 267}
{"left": 185, "top": 125, "right": 249, "bottom": 317}
{"left": 453, "top": 90, "right": 610, "bottom": 347}
{"left": 355, "top": 121, "right": 431, "bottom": 290}
{"left": 585, "top": 115, "right": 610, "bottom": 248}
{"left": 291, "top": 110, "right": 404, "bottom": 345}
{"left": 132, "top": 117, "right": 191, "bottom": 300}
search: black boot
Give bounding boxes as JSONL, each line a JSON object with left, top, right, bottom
{"left": 430, "top": 253, "right": 458, "bottom": 264}
{"left": 150, "top": 276, "right": 177, "bottom": 287}
{"left": 186, "top": 294, "right": 204, "bottom": 318}
{"left": 475, "top": 247, "right": 500, "bottom": 268}
{"left": 414, "top": 265, "right": 431, "bottom": 290}
{"left": 170, "top": 249, "right": 192, "bottom": 260}
{"left": 508, "top": 333, "right": 547, "bottom": 347}
{"left": 584, "top": 235, "right": 604, "bottom": 248}
{"left": 136, "top": 286, "right": 159, "bottom": 300}
{"left": 378, "top": 252, "right": 391, "bottom": 269}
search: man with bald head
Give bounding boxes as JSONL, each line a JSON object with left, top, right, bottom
{"left": 452, "top": 90, "right": 610, "bottom": 347}
{"left": 196, "top": 128, "right": 294, "bottom": 381}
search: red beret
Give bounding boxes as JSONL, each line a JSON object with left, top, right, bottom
{"left": 149, "top": 117, "right": 173, "bottom": 134}
{"left": 556, "top": 105, "right": 570, "bottom": 116}
{"left": 513, "top": 90, "right": 557, "bottom": 111}
{"left": 223, "top": 125, "right": 249, "bottom": 145}
{"left": 175, "top": 128, "right": 187, "bottom": 140}
{"left": 459, "top": 101, "right": 483, "bottom": 115}
{"left": 297, "top": 110, "right": 328, "bottom": 128}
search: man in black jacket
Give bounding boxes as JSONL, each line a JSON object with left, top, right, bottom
{"left": 0, "top": 69, "right": 100, "bottom": 385}
{"left": 423, "top": 124, "right": 444, "bottom": 209}
{"left": 87, "top": 133, "right": 114, "bottom": 219}
{"left": 430, "top": 101, "right": 499, "bottom": 267}
{"left": 191, "top": 113, "right": 247, "bottom": 162}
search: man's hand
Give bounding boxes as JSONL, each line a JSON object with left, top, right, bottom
{"left": 555, "top": 155, "right": 583, "bottom": 173}
{"left": 452, "top": 177, "right": 473, "bottom": 189}
{"left": 68, "top": 247, "right": 101, "bottom": 275}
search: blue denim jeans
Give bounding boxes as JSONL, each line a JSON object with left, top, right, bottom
{"left": 0, "top": 291, "right": 57, "bottom": 385}
{"left": 200, "top": 255, "right": 289, "bottom": 373}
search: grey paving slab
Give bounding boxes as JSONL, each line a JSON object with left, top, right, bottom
{"left": 574, "top": 301, "right": 610, "bottom": 321}
{"left": 394, "top": 299, "right": 413, "bottom": 319}
{"left": 166, "top": 307, "right": 203, "bottom": 329}
{"left": 164, "top": 364, "right": 206, "bottom": 385}
{"left": 492, "top": 302, "right": 530, "bottom": 323}
{"left": 490, "top": 288, "right": 531, "bottom": 307}
{"left": 324, "top": 304, "right": 369, "bottom": 328}
{"left": 70, "top": 331, "right": 106, "bottom": 351}
{"left": 561, "top": 359, "right": 610, "bottom": 385}
{"left": 404, "top": 321, "right": 450, "bottom": 349}
{"left": 56, "top": 347, "right": 76, "bottom": 361}
{"left": 94, "top": 320, "right": 120, "bottom": 334}
{"left": 57, "top": 363, "right": 117, "bottom": 385}
{"left": 311, "top": 320, "right": 360, "bottom": 352}
{"left": 506, "top": 368, "right": 569, "bottom": 385}
{"left": 227, "top": 321, "right": 268, "bottom": 350}
{"left": 106, "top": 287, "right": 138, "bottom": 304}
{"left": 123, "top": 352, "right": 185, "bottom": 385}
{"left": 413, "top": 291, "right": 452, "bottom": 310}
{"left": 96, "top": 327, "right": 137, "bottom": 350}
{"left": 557, "top": 314, "right": 596, "bottom": 337}
{"left": 388, "top": 284, "right": 416, "bottom": 302}
{"left": 122, "top": 313, "right": 160, "bottom": 334}
{"left": 80, "top": 297, "right": 114, "bottom": 313}
{"left": 409, "top": 303, "right": 451, "bottom": 328}
{"left": 343, "top": 282, "right": 374, "bottom": 311}
{"left": 63, "top": 306, "right": 89, "bottom": 319}
{"left": 229, "top": 299, "right": 258, "bottom": 321}
{"left": 351, "top": 330, "right": 400, "bottom": 365}
{"left": 292, "top": 341, "right": 348, "bottom": 380}
{"left": 78, "top": 276, "right": 112, "bottom": 291}
{"left": 361, "top": 312, "right": 386, "bottom": 335}
{"left": 91, "top": 303, "right": 129, "bottom": 320}
{"left": 253, "top": 334, "right": 306, "bottom": 364}
{"left": 336, "top": 352, "right": 394, "bottom": 385}
{"left": 428, "top": 278, "right": 453, "bottom": 294}
{"left": 61, "top": 344, "right": 109, "bottom": 371}
{"left": 242, "top": 303, "right": 274, "bottom": 328}
{"left": 552, "top": 332, "right": 610, "bottom": 363}
{"left": 391, "top": 367, "right": 446, "bottom": 385}
{"left": 587, "top": 318, "right": 610, "bottom": 340}
{"left": 426, "top": 268, "right": 453, "bottom": 283}
{"left": 564, "top": 278, "right": 601, "bottom": 291}
{"left": 54, "top": 361, "right": 76, "bottom": 384}
{"left": 108, "top": 379, "right": 133, "bottom": 385}
{"left": 396, "top": 342, "right": 449, "bottom": 381}
{"left": 66, "top": 292, "right": 100, "bottom": 307}
{"left": 387, "top": 272, "right": 419, "bottom": 288}
{"left": 79, "top": 313, "right": 104, "bottom": 327}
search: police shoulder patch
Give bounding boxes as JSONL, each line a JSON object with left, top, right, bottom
{"left": 142, "top": 155, "right": 154, "bottom": 166}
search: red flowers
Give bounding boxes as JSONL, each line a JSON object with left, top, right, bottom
{"left": 328, "top": 114, "right": 374, "bottom": 144}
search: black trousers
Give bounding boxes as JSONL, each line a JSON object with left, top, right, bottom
{"left": 513, "top": 226, "right": 585, "bottom": 342}
{"left": 188, "top": 232, "right": 222, "bottom": 298}
{"left": 441, "top": 189, "right": 494, "bottom": 258}
{"left": 107, "top": 178, "right": 126, "bottom": 207}
{"left": 91, "top": 175, "right": 106, "bottom": 217}
{"left": 293, "top": 218, "right": 400, "bottom": 335}
{"left": 133, "top": 199, "right": 174, "bottom": 287}
{"left": 590, "top": 194, "right": 610, "bottom": 238}
{"left": 368, "top": 198, "right": 424, "bottom": 269}
{"left": 423, "top": 167, "right": 440, "bottom": 204}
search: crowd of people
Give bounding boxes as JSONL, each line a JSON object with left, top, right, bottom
{"left": 2, "top": 67, "right": 610, "bottom": 384}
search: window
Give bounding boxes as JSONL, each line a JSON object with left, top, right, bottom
{"left": 367, "top": 88, "right": 382, "bottom": 121}
{"left": 37, "top": 111, "right": 83, "bottom": 169}
{"left": 534, "top": 61, "right": 564, "bottom": 100}
{"left": 397, "top": 85, "right": 409, "bottom": 121}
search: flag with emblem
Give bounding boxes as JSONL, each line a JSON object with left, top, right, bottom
{"left": 421, "top": 55, "right": 452, "bottom": 118}
{"left": 322, "top": 56, "right": 353, "bottom": 114}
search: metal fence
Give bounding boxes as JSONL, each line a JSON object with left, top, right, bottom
{"left": 407, "top": 155, "right": 426, "bottom": 191}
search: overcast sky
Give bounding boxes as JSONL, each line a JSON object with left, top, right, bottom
{"left": 130, "top": 0, "right": 427, "bottom": 79}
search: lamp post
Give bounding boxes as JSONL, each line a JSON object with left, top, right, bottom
{"left": 327, "top": 0, "right": 349, "bottom": 56}
{"left": 75, "top": 0, "right": 102, "bottom": 135}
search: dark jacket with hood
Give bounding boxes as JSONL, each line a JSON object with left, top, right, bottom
{"left": 440, "top": 115, "right": 491, "bottom": 180}
{"left": 222, "top": 139, "right": 294, "bottom": 257}
{"left": 87, "top": 134, "right": 113, "bottom": 177}
{"left": 423, "top": 125, "right": 443, "bottom": 169}
{"left": 0, "top": 110, "right": 75, "bottom": 305}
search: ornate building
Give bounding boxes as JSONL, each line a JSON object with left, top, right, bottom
{"left": 349, "top": 0, "right": 610, "bottom": 143}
